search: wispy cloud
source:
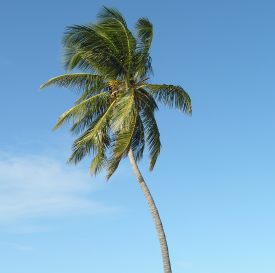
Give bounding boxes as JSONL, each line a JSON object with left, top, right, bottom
{"left": 0, "top": 152, "right": 111, "bottom": 226}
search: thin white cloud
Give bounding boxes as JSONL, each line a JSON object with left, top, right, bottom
{"left": 0, "top": 152, "right": 111, "bottom": 225}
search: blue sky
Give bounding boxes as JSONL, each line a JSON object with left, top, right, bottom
{"left": 0, "top": 0, "right": 275, "bottom": 272}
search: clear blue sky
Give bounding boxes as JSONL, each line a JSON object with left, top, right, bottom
{"left": 0, "top": 0, "right": 274, "bottom": 273}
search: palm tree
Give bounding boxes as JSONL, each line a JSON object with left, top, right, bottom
{"left": 41, "top": 7, "right": 191, "bottom": 273}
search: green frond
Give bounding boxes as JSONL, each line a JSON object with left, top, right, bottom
{"left": 112, "top": 108, "right": 137, "bottom": 158}
{"left": 63, "top": 47, "right": 93, "bottom": 71}
{"left": 135, "top": 17, "right": 153, "bottom": 53}
{"left": 69, "top": 96, "right": 109, "bottom": 136}
{"left": 98, "top": 7, "right": 128, "bottom": 26}
{"left": 68, "top": 116, "right": 110, "bottom": 165}
{"left": 146, "top": 84, "right": 192, "bottom": 114}
{"left": 106, "top": 127, "right": 135, "bottom": 179}
{"left": 132, "top": 18, "right": 153, "bottom": 79}
{"left": 68, "top": 132, "right": 97, "bottom": 164}
{"left": 135, "top": 88, "right": 158, "bottom": 112}
{"left": 106, "top": 156, "right": 121, "bottom": 180}
{"left": 63, "top": 25, "right": 124, "bottom": 78}
{"left": 75, "top": 81, "right": 108, "bottom": 103}
{"left": 70, "top": 114, "right": 95, "bottom": 136}
{"left": 107, "top": 89, "right": 138, "bottom": 179}
{"left": 140, "top": 105, "right": 161, "bottom": 170}
{"left": 97, "top": 7, "right": 136, "bottom": 75}
{"left": 90, "top": 149, "right": 107, "bottom": 175}
{"left": 109, "top": 89, "right": 135, "bottom": 132}
{"left": 89, "top": 128, "right": 110, "bottom": 175}
{"left": 76, "top": 100, "right": 116, "bottom": 145}
{"left": 130, "top": 115, "right": 145, "bottom": 162}
{"left": 53, "top": 92, "right": 110, "bottom": 130}
{"left": 40, "top": 73, "right": 104, "bottom": 90}
{"left": 134, "top": 53, "right": 153, "bottom": 79}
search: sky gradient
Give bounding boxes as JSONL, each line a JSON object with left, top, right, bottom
{"left": 0, "top": 1, "right": 275, "bottom": 273}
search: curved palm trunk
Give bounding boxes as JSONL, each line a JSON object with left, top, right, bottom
{"left": 128, "top": 149, "right": 172, "bottom": 273}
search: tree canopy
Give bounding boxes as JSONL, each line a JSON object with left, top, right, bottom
{"left": 41, "top": 7, "right": 192, "bottom": 179}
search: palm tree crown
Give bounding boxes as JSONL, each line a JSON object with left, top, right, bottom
{"left": 41, "top": 7, "right": 192, "bottom": 179}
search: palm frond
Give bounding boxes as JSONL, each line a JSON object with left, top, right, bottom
{"left": 106, "top": 156, "right": 121, "bottom": 180}
{"left": 106, "top": 88, "right": 138, "bottom": 179}
{"left": 146, "top": 84, "right": 192, "bottom": 114}
{"left": 68, "top": 117, "right": 110, "bottom": 165}
{"left": 109, "top": 89, "right": 135, "bottom": 132}
{"left": 135, "top": 88, "right": 158, "bottom": 112}
{"left": 130, "top": 115, "right": 145, "bottom": 162}
{"left": 89, "top": 128, "right": 110, "bottom": 175}
{"left": 40, "top": 73, "right": 104, "bottom": 91}
{"left": 135, "top": 17, "right": 153, "bottom": 53}
{"left": 97, "top": 7, "right": 136, "bottom": 75}
{"left": 69, "top": 98, "right": 109, "bottom": 136}
{"left": 140, "top": 105, "right": 161, "bottom": 170}
{"left": 63, "top": 24, "right": 127, "bottom": 78}
{"left": 98, "top": 7, "right": 127, "bottom": 27}
{"left": 76, "top": 100, "right": 116, "bottom": 145}
{"left": 63, "top": 46, "right": 93, "bottom": 71}
{"left": 75, "top": 81, "right": 108, "bottom": 103}
{"left": 53, "top": 92, "right": 110, "bottom": 130}
{"left": 133, "top": 53, "right": 153, "bottom": 79}
{"left": 106, "top": 123, "right": 136, "bottom": 179}
{"left": 68, "top": 130, "right": 97, "bottom": 164}
{"left": 112, "top": 107, "right": 137, "bottom": 159}
{"left": 70, "top": 114, "right": 95, "bottom": 136}
{"left": 90, "top": 149, "right": 108, "bottom": 175}
{"left": 133, "top": 18, "right": 153, "bottom": 79}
